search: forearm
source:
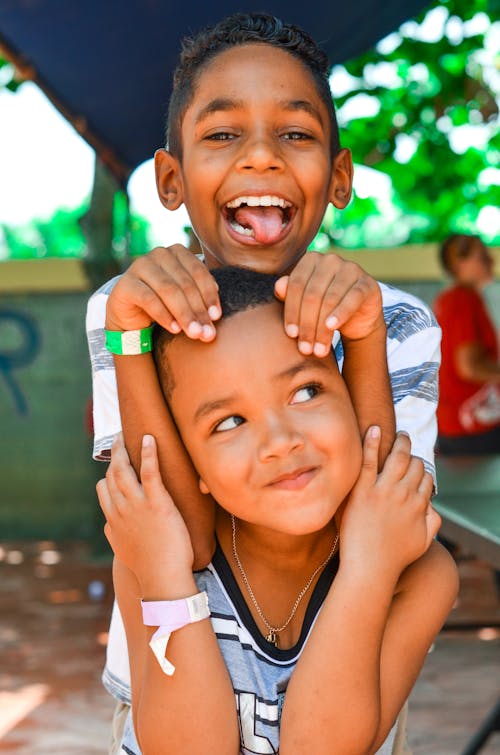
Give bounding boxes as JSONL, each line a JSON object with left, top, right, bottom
{"left": 113, "top": 352, "right": 215, "bottom": 567}
{"left": 138, "top": 625, "right": 239, "bottom": 755}
{"left": 138, "top": 574, "right": 238, "bottom": 754}
{"left": 281, "top": 564, "right": 397, "bottom": 755}
{"left": 116, "top": 562, "right": 238, "bottom": 755}
{"left": 342, "top": 320, "right": 395, "bottom": 465}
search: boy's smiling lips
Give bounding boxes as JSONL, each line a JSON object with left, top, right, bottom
{"left": 222, "top": 192, "right": 297, "bottom": 246}
{"left": 265, "top": 465, "right": 319, "bottom": 491}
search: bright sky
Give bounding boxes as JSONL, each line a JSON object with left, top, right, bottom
{"left": 0, "top": 82, "right": 191, "bottom": 246}
{"left": 0, "top": 8, "right": 499, "bottom": 247}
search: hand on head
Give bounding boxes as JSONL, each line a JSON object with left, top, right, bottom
{"left": 105, "top": 245, "right": 221, "bottom": 340}
{"left": 275, "top": 252, "right": 384, "bottom": 357}
{"left": 96, "top": 433, "right": 194, "bottom": 592}
{"left": 339, "top": 428, "right": 440, "bottom": 581}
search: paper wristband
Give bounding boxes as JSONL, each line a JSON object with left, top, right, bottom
{"left": 104, "top": 326, "right": 153, "bottom": 355}
{"left": 141, "top": 591, "right": 210, "bottom": 676}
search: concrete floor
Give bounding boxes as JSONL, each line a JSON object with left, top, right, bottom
{"left": 0, "top": 540, "right": 498, "bottom": 754}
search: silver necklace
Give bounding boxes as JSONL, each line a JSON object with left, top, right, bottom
{"left": 231, "top": 514, "right": 339, "bottom": 647}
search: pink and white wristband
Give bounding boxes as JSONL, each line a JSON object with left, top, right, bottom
{"left": 141, "top": 591, "right": 210, "bottom": 676}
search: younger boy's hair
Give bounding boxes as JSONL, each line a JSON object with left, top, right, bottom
{"left": 154, "top": 266, "right": 279, "bottom": 398}
{"left": 166, "top": 12, "right": 340, "bottom": 160}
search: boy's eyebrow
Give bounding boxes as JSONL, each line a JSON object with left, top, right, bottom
{"left": 194, "top": 98, "right": 324, "bottom": 125}
{"left": 193, "top": 395, "right": 239, "bottom": 423}
{"left": 277, "top": 359, "right": 334, "bottom": 381}
{"left": 195, "top": 98, "right": 245, "bottom": 124}
{"left": 279, "top": 99, "right": 324, "bottom": 126}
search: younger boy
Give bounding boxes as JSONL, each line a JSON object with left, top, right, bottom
{"left": 97, "top": 267, "right": 458, "bottom": 754}
{"left": 86, "top": 12, "right": 441, "bottom": 750}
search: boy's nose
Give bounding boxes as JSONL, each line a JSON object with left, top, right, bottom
{"left": 257, "top": 413, "right": 305, "bottom": 461}
{"left": 236, "top": 133, "right": 285, "bottom": 172}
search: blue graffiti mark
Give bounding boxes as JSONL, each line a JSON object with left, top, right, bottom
{"left": 0, "top": 310, "right": 41, "bottom": 415}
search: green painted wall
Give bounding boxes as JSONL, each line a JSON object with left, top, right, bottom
{"left": 0, "top": 292, "right": 105, "bottom": 541}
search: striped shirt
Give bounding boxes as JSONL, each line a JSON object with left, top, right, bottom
{"left": 119, "top": 545, "right": 397, "bottom": 755}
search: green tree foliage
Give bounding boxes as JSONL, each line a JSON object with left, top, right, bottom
{"left": 317, "top": 0, "right": 500, "bottom": 248}
{"left": 1, "top": 196, "right": 150, "bottom": 262}
{"left": 2, "top": 207, "right": 87, "bottom": 259}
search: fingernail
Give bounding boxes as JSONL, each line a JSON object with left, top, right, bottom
{"left": 369, "top": 426, "right": 380, "bottom": 438}
{"left": 202, "top": 324, "right": 216, "bottom": 340}
{"left": 298, "top": 341, "right": 313, "bottom": 355}
{"left": 170, "top": 321, "right": 181, "bottom": 333}
{"left": 313, "top": 342, "right": 329, "bottom": 357}
{"left": 208, "top": 305, "right": 221, "bottom": 320}
{"left": 325, "top": 315, "right": 338, "bottom": 330}
{"left": 285, "top": 324, "right": 299, "bottom": 338}
{"left": 187, "top": 321, "right": 202, "bottom": 337}
{"left": 142, "top": 434, "right": 154, "bottom": 447}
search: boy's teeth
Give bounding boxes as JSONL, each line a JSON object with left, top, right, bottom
{"left": 230, "top": 220, "right": 255, "bottom": 237}
{"left": 225, "top": 195, "right": 293, "bottom": 242}
{"left": 226, "top": 195, "right": 290, "bottom": 209}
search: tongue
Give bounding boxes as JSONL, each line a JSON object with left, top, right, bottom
{"left": 234, "top": 206, "right": 284, "bottom": 243}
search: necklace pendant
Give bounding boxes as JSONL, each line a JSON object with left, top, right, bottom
{"left": 266, "top": 631, "right": 279, "bottom": 647}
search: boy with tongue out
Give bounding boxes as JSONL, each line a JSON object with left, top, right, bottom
{"left": 86, "top": 12, "right": 441, "bottom": 753}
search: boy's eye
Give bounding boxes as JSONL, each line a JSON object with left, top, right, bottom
{"left": 214, "top": 415, "right": 245, "bottom": 432}
{"left": 291, "top": 383, "right": 321, "bottom": 404}
{"left": 282, "top": 131, "right": 312, "bottom": 141}
{"left": 205, "top": 131, "right": 236, "bottom": 141}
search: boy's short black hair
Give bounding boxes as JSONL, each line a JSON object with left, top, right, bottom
{"left": 166, "top": 12, "right": 340, "bottom": 160}
{"left": 209, "top": 266, "right": 280, "bottom": 317}
{"left": 154, "top": 266, "right": 279, "bottom": 398}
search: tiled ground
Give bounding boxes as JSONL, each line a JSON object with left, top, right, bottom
{"left": 408, "top": 557, "right": 500, "bottom": 754}
{"left": 0, "top": 541, "right": 498, "bottom": 754}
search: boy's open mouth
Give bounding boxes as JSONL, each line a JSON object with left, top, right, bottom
{"left": 223, "top": 195, "right": 295, "bottom": 244}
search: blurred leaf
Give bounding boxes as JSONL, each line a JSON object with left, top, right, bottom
{"left": 0, "top": 55, "right": 22, "bottom": 93}
{"left": 321, "top": 0, "right": 500, "bottom": 249}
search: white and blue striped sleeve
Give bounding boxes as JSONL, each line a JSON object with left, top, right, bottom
{"left": 380, "top": 283, "right": 441, "bottom": 484}
{"left": 85, "top": 276, "right": 122, "bottom": 461}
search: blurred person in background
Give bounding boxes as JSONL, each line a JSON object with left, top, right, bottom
{"left": 434, "top": 234, "right": 500, "bottom": 455}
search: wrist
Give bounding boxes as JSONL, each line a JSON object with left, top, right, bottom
{"left": 104, "top": 325, "right": 154, "bottom": 356}
{"left": 342, "top": 316, "right": 386, "bottom": 346}
{"left": 142, "top": 591, "right": 211, "bottom": 676}
{"left": 138, "top": 571, "right": 197, "bottom": 601}
{"left": 105, "top": 300, "right": 153, "bottom": 333}
{"left": 339, "top": 549, "right": 401, "bottom": 590}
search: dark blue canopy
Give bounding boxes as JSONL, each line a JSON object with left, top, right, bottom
{"left": 0, "top": 0, "right": 431, "bottom": 184}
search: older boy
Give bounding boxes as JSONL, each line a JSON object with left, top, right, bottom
{"left": 86, "top": 12, "right": 441, "bottom": 752}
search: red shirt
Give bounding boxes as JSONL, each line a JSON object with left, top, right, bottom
{"left": 434, "top": 285, "right": 499, "bottom": 436}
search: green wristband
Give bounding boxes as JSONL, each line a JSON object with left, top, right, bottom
{"left": 104, "top": 326, "right": 154, "bottom": 355}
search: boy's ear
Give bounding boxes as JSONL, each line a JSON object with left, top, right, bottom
{"left": 328, "top": 148, "right": 354, "bottom": 209}
{"left": 199, "top": 478, "right": 210, "bottom": 495}
{"left": 155, "top": 148, "right": 184, "bottom": 210}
